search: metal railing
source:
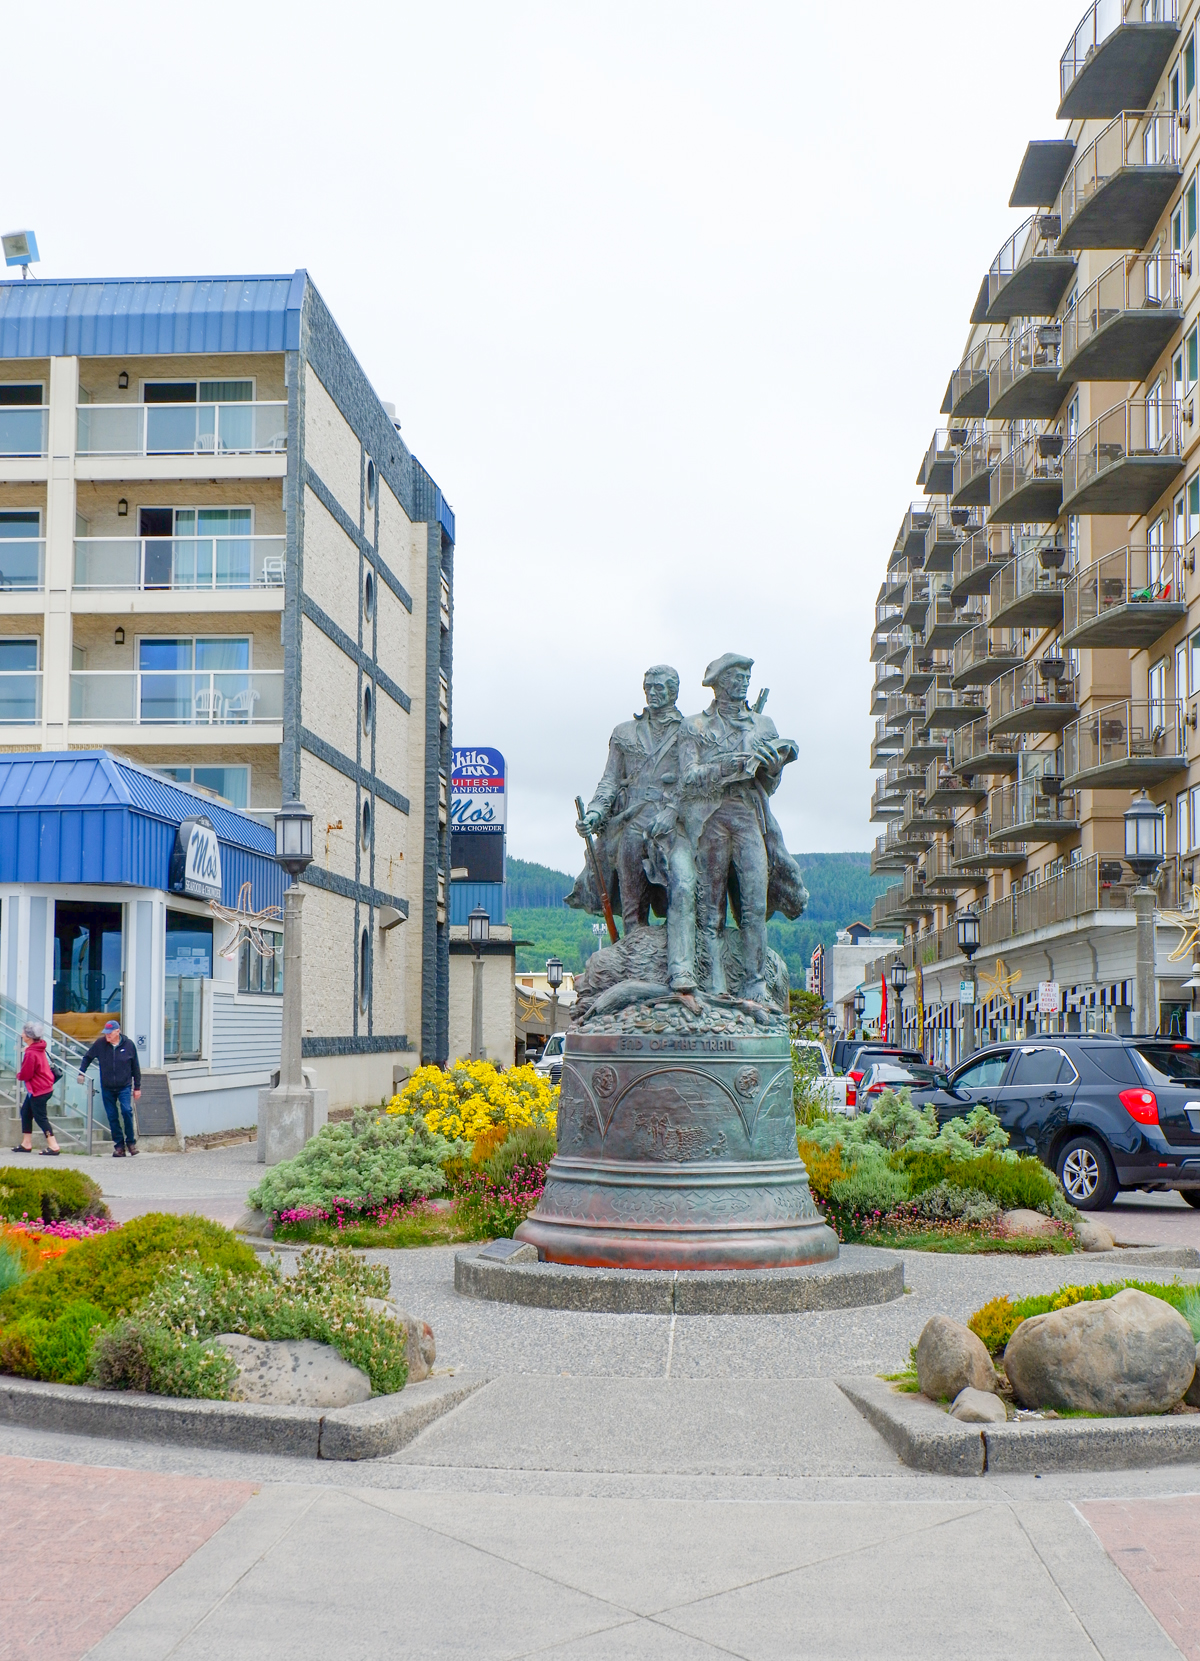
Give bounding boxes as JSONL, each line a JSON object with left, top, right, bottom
{"left": 991, "top": 321, "right": 1063, "bottom": 403}
{"left": 76, "top": 401, "right": 289, "bottom": 457}
{"left": 988, "top": 216, "right": 1067, "bottom": 315}
{"left": 988, "top": 780, "right": 1080, "bottom": 839}
{"left": 1063, "top": 697, "right": 1185, "bottom": 779}
{"left": 952, "top": 716, "right": 1021, "bottom": 772}
{"left": 925, "top": 683, "right": 985, "bottom": 727}
{"left": 989, "top": 546, "right": 1067, "bottom": 619}
{"left": 1063, "top": 250, "right": 1182, "bottom": 369}
{"left": 1063, "top": 544, "right": 1183, "bottom": 637}
{"left": 989, "top": 665, "right": 1079, "bottom": 728}
{"left": 1062, "top": 397, "right": 1181, "bottom": 501}
{"left": 1060, "top": 0, "right": 1178, "bottom": 105}
{"left": 952, "top": 429, "right": 1002, "bottom": 500}
{"left": 69, "top": 669, "right": 284, "bottom": 726}
{"left": 0, "top": 992, "right": 109, "bottom": 1152}
{"left": 73, "top": 536, "right": 287, "bottom": 590}
{"left": 994, "top": 431, "right": 1063, "bottom": 518}
{"left": 0, "top": 538, "right": 45, "bottom": 590}
{"left": 1059, "top": 110, "right": 1181, "bottom": 232}
{"left": 952, "top": 625, "right": 1022, "bottom": 682}
{"left": 953, "top": 816, "right": 1025, "bottom": 865}
{"left": 0, "top": 671, "right": 42, "bottom": 724}
{"left": 164, "top": 977, "right": 205, "bottom": 1063}
{"left": 948, "top": 339, "right": 1004, "bottom": 414}
{"left": 0, "top": 407, "right": 48, "bottom": 458}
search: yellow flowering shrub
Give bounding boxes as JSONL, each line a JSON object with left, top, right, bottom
{"left": 386, "top": 1061, "right": 558, "bottom": 1148}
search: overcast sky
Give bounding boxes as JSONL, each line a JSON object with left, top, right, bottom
{"left": 7, "top": 0, "right": 1080, "bottom": 873}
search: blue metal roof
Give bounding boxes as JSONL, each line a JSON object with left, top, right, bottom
{"left": 0, "top": 272, "right": 305, "bottom": 359}
{"left": 0, "top": 750, "right": 282, "bottom": 910}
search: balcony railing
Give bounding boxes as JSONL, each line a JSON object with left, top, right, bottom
{"left": 0, "top": 406, "right": 48, "bottom": 458}
{"left": 0, "top": 538, "right": 45, "bottom": 590}
{"left": 952, "top": 715, "right": 1022, "bottom": 776}
{"left": 76, "top": 402, "right": 289, "bottom": 458}
{"left": 951, "top": 428, "right": 1002, "bottom": 508}
{"left": 871, "top": 778, "right": 906, "bottom": 821}
{"left": 68, "top": 670, "right": 283, "bottom": 726}
{"left": 1062, "top": 544, "right": 1185, "bottom": 648}
{"left": 895, "top": 503, "right": 932, "bottom": 565}
{"left": 991, "top": 431, "right": 1064, "bottom": 525}
{"left": 1061, "top": 397, "right": 1182, "bottom": 515}
{"left": 950, "top": 526, "right": 1012, "bottom": 603}
{"left": 988, "top": 780, "right": 1081, "bottom": 843}
{"left": 901, "top": 644, "right": 938, "bottom": 694}
{"left": 1057, "top": 110, "right": 1181, "bottom": 250}
{"left": 918, "top": 430, "right": 957, "bottom": 495}
{"left": 922, "top": 595, "right": 980, "bottom": 651}
{"left": 988, "top": 546, "right": 1067, "bottom": 630}
{"left": 1061, "top": 250, "right": 1182, "bottom": 382}
{"left": 989, "top": 323, "right": 1068, "bottom": 422}
{"left": 901, "top": 575, "right": 931, "bottom": 629}
{"left": 986, "top": 215, "right": 1077, "bottom": 321}
{"left": 925, "top": 683, "right": 986, "bottom": 730}
{"left": 0, "top": 671, "right": 42, "bottom": 725}
{"left": 1063, "top": 696, "right": 1185, "bottom": 787}
{"left": 923, "top": 500, "right": 966, "bottom": 572}
{"left": 73, "top": 536, "right": 287, "bottom": 591}
{"left": 943, "top": 340, "right": 1004, "bottom": 420}
{"left": 1059, "top": 0, "right": 1180, "bottom": 120}
{"left": 953, "top": 816, "right": 1027, "bottom": 869}
{"left": 900, "top": 717, "right": 946, "bottom": 765}
{"left": 925, "top": 758, "right": 986, "bottom": 808}
{"left": 922, "top": 843, "right": 990, "bottom": 893}
{"left": 950, "top": 625, "right": 1022, "bottom": 688}
{"left": 989, "top": 665, "right": 1079, "bottom": 736}
{"left": 901, "top": 793, "right": 955, "bottom": 837}
{"left": 886, "top": 692, "right": 922, "bottom": 730}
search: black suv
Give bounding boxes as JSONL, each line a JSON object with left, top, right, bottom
{"left": 909, "top": 1037, "right": 1200, "bottom": 1211}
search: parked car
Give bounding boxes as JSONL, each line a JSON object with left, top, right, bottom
{"left": 906, "top": 1036, "right": 1200, "bottom": 1211}
{"left": 842, "top": 1046, "right": 928, "bottom": 1109}
{"left": 792, "top": 1038, "right": 848, "bottom": 1111}
{"left": 858, "top": 1059, "right": 946, "bottom": 1101}
{"left": 534, "top": 1031, "right": 565, "bottom": 1084}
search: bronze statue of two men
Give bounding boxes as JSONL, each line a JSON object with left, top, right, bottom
{"left": 567, "top": 653, "right": 807, "bottom": 1005}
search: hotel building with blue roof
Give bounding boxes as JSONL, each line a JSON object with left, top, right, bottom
{"left": 0, "top": 272, "right": 454, "bottom": 1123}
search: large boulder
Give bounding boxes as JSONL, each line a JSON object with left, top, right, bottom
{"left": 216, "top": 1334, "right": 371, "bottom": 1407}
{"left": 1185, "top": 1345, "right": 1200, "bottom": 1409}
{"left": 916, "top": 1315, "right": 998, "bottom": 1400}
{"left": 364, "top": 1298, "right": 437, "bottom": 1382}
{"left": 999, "top": 1209, "right": 1058, "bottom": 1240}
{"left": 1004, "top": 1289, "right": 1197, "bottom": 1416}
{"left": 949, "top": 1386, "right": 1008, "bottom": 1425}
{"left": 1074, "top": 1217, "right": 1115, "bottom": 1253}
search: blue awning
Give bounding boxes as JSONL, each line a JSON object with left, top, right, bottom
{"left": 0, "top": 751, "right": 283, "bottom": 912}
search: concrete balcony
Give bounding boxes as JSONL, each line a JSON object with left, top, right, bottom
{"left": 895, "top": 503, "right": 933, "bottom": 566}
{"left": 1063, "top": 696, "right": 1186, "bottom": 787}
{"left": 925, "top": 758, "right": 986, "bottom": 809}
{"left": 951, "top": 715, "right": 1022, "bottom": 777}
{"left": 901, "top": 793, "right": 956, "bottom": 839}
{"left": 950, "top": 624, "right": 1022, "bottom": 689}
{"left": 990, "top": 432, "right": 1064, "bottom": 525}
{"left": 1009, "top": 139, "right": 1077, "bottom": 208}
{"left": 886, "top": 693, "right": 923, "bottom": 731}
{"left": 871, "top": 823, "right": 923, "bottom": 873}
{"left": 1062, "top": 545, "right": 1185, "bottom": 648}
{"left": 942, "top": 340, "right": 1004, "bottom": 420}
{"left": 884, "top": 629, "right": 911, "bottom": 667}
{"left": 989, "top": 323, "right": 1070, "bottom": 421}
{"left": 923, "top": 838, "right": 989, "bottom": 891}
{"left": 925, "top": 683, "right": 987, "bottom": 730}
{"left": 1061, "top": 250, "right": 1182, "bottom": 383}
{"left": 874, "top": 658, "right": 905, "bottom": 698}
{"left": 1061, "top": 397, "right": 1182, "bottom": 515}
{"left": 917, "top": 431, "right": 957, "bottom": 494}
{"left": 988, "top": 664, "right": 1079, "bottom": 737}
{"left": 952, "top": 816, "right": 1027, "bottom": 870}
{"left": 901, "top": 575, "right": 931, "bottom": 631}
{"left": 923, "top": 500, "right": 967, "bottom": 573}
{"left": 922, "top": 594, "right": 979, "bottom": 652}
{"left": 1058, "top": 0, "right": 1180, "bottom": 120}
{"left": 988, "top": 546, "right": 1067, "bottom": 630}
{"left": 988, "top": 780, "right": 1081, "bottom": 844}
{"left": 949, "top": 526, "right": 1011, "bottom": 604}
{"left": 870, "top": 777, "right": 906, "bottom": 822}
{"left": 900, "top": 717, "right": 946, "bottom": 766}
{"left": 1057, "top": 111, "right": 1181, "bottom": 250}
{"left": 985, "top": 216, "right": 1077, "bottom": 322}
{"left": 951, "top": 431, "right": 1001, "bottom": 509}
{"left": 901, "top": 644, "right": 940, "bottom": 696}
{"left": 870, "top": 716, "right": 905, "bottom": 768}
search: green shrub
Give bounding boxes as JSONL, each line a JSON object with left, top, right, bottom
{"left": 898, "top": 1149, "right": 1062, "bottom": 1214}
{"left": 805, "top": 1090, "right": 1015, "bottom": 1163}
{"left": 0, "top": 1241, "right": 26, "bottom": 1295}
{"left": 480, "top": 1122, "right": 556, "bottom": 1184}
{"left": 90, "top": 1319, "right": 238, "bottom": 1399}
{"left": 829, "top": 1159, "right": 911, "bottom": 1217}
{"left": 0, "top": 1213, "right": 260, "bottom": 1326}
{"left": 903, "top": 1182, "right": 1000, "bottom": 1228}
{"left": 247, "top": 1112, "right": 458, "bottom": 1218}
{"left": 0, "top": 1166, "right": 107, "bottom": 1223}
{"left": 1, "top": 1300, "right": 111, "bottom": 1385}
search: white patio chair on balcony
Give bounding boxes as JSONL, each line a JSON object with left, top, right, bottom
{"left": 224, "top": 688, "right": 260, "bottom": 724}
{"left": 195, "top": 433, "right": 218, "bottom": 454}
{"left": 261, "top": 557, "right": 285, "bottom": 587}
{"left": 267, "top": 432, "right": 288, "bottom": 452}
{"left": 193, "top": 687, "right": 224, "bottom": 724}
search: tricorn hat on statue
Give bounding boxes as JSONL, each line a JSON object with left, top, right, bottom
{"left": 701, "top": 652, "right": 754, "bottom": 688}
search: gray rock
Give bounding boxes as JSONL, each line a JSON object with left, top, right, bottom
{"left": 949, "top": 1386, "right": 1008, "bottom": 1425}
{"left": 1004, "top": 1289, "right": 1198, "bottom": 1416}
{"left": 363, "top": 1299, "right": 437, "bottom": 1382}
{"left": 234, "top": 1208, "right": 273, "bottom": 1238}
{"left": 999, "top": 1208, "right": 1057, "bottom": 1239}
{"left": 215, "top": 1334, "right": 371, "bottom": 1408}
{"left": 1185, "top": 1344, "right": 1200, "bottom": 1409}
{"left": 915, "top": 1315, "right": 998, "bottom": 1401}
{"left": 1075, "top": 1216, "right": 1115, "bottom": 1253}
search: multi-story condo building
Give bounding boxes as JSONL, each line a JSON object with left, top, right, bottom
{"left": 856, "top": 4, "right": 1200, "bottom": 1057}
{"left": 0, "top": 272, "right": 454, "bottom": 1122}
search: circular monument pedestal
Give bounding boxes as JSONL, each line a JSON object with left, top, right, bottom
{"left": 516, "top": 1029, "right": 838, "bottom": 1271}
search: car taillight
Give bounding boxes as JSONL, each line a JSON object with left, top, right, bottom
{"left": 847, "top": 1069, "right": 864, "bottom": 1106}
{"left": 1119, "top": 1087, "right": 1159, "bottom": 1125}
{"left": 867, "top": 1083, "right": 885, "bottom": 1096}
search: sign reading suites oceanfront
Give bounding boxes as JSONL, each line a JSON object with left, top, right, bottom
{"left": 451, "top": 747, "right": 506, "bottom": 832}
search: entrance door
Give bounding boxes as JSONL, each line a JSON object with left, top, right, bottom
{"left": 53, "top": 901, "right": 123, "bottom": 1043}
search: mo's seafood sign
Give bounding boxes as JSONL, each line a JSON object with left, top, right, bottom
{"left": 451, "top": 747, "right": 506, "bottom": 833}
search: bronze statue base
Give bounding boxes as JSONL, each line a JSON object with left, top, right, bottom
{"left": 515, "top": 1030, "right": 838, "bottom": 1272}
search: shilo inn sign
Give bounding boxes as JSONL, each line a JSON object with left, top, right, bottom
{"left": 450, "top": 746, "right": 506, "bottom": 833}
{"left": 168, "top": 816, "right": 223, "bottom": 902}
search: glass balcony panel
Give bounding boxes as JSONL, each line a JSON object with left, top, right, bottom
{"left": 987, "top": 780, "right": 1080, "bottom": 842}
{"left": 1058, "top": 110, "right": 1181, "bottom": 249}
{"left": 0, "top": 672, "right": 42, "bottom": 724}
{"left": 0, "top": 407, "right": 48, "bottom": 458}
{"left": 1063, "top": 696, "right": 1185, "bottom": 786}
{"left": 73, "top": 536, "right": 287, "bottom": 590}
{"left": 1062, "top": 544, "right": 1185, "bottom": 647}
{"left": 986, "top": 217, "right": 1077, "bottom": 321}
{"left": 76, "top": 404, "right": 288, "bottom": 457}
{"left": 1061, "top": 397, "right": 1182, "bottom": 514}
{"left": 989, "top": 666, "right": 1079, "bottom": 736}
{"left": 991, "top": 432, "right": 1064, "bottom": 525}
{"left": 988, "top": 546, "right": 1067, "bottom": 629}
{"left": 950, "top": 625, "right": 1022, "bottom": 688}
{"left": 0, "top": 539, "right": 45, "bottom": 590}
{"left": 951, "top": 430, "right": 1002, "bottom": 507}
{"left": 952, "top": 716, "right": 1022, "bottom": 776}
{"left": 1061, "top": 250, "right": 1182, "bottom": 381}
{"left": 1059, "top": 0, "right": 1180, "bottom": 119}
{"left": 69, "top": 671, "right": 282, "bottom": 725}
{"left": 989, "top": 323, "right": 1068, "bottom": 421}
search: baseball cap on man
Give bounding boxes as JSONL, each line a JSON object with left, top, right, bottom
{"left": 103, "top": 1020, "right": 120, "bottom": 1035}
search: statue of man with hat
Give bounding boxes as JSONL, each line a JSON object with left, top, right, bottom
{"left": 678, "top": 652, "right": 806, "bottom": 1003}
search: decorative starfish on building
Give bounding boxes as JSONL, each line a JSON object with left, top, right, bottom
{"left": 516, "top": 992, "right": 544, "bottom": 1023}
{"left": 976, "top": 957, "right": 1021, "bottom": 1007}
{"left": 1161, "top": 882, "right": 1200, "bottom": 963}
{"left": 209, "top": 880, "right": 283, "bottom": 961}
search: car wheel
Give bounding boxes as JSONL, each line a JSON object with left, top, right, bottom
{"left": 1056, "top": 1134, "right": 1117, "bottom": 1212}
{"left": 1181, "top": 1191, "right": 1200, "bottom": 1210}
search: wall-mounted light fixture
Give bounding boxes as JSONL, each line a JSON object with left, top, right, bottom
{"left": 117, "top": 371, "right": 129, "bottom": 390}
{"left": 117, "top": 498, "right": 128, "bottom": 516}
{"left": 114, "top": 627, "right": 125, "bottom": 646}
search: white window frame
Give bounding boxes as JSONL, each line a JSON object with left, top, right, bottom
{"left": 135, "top": 634, "right": 254, "bottom": 671}
{"left": 0, "top": 636, "right": 40, "bottom": 669}
{"left": 138, "top": 377, "right": 257, "bottom": 403}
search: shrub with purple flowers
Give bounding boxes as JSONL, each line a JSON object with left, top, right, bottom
{"left": 455, "top": 1123, "right": 554, "bottom": 1240}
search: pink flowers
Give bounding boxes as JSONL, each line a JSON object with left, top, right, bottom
{"left": 274, "top": 1196, "right": 442, "bottom": 1231}
{"left": 10, "top": 1214, "right": 120, "bottom": 1240}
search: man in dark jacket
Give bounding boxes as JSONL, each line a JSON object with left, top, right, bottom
{"left": 77, "top": 1019, "right": 142, "bottom": 1156}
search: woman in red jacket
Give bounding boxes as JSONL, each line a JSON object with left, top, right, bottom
{"left": 14, "top": 1021, "right": 61, "bottom": 1155}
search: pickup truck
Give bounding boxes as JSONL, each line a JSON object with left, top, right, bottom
{"left": 792, "top": 1038, "right": 850, "bottom": 1113}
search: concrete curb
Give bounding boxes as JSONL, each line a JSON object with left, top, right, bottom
{"left": 0, "top": 1373, "right": 487, "bottom": 1461}
{"left": 1101, "top": 1247, "right": 1200, "bottom": 1269}
{"left": 454, "top": 1244, "right": 904, "bottom": 1315}
{"left": 837, "top": 1376, "right": 1200, "bottom": 1475}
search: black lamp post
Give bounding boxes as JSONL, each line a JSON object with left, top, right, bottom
{"left": 546, "top": 955, "right": 564, "bottom": 1037}
{"left": 275, "top": 800, "right": 314, "bottom": 881}
{"left": 956, "top": 908, "right": 980, "bottom": 1060}
{"left": 890, "top": 961, "right": 908, "bottom": 1048}
{"left": 261, "top": 801, "right": 319, "bottom": 1165}
{"left": 468, "top": 907, "right": 490, "bottom": 1058}
{"left": 1125, "top": 791, "right": 1165, "bottom": 1035}
{"left": 852, "top": 986, "right": 866, "bottom": 1039}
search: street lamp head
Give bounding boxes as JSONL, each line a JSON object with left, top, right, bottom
{"left": 546, "top": 956, "right": 564, "bottom": 990}
{"left": 1124, "top": 789, "right": 1165, "bottom": 883}
{"left": 890, "top": 962, "right": 908, "bottom": 994}
{"left": 956, "top": 909, "right": 980, "bottom": 962}
{"left": 468, "top": 906, "right": 490, "bottom": 950}
{"left": 852, "top": 987, "right": 866, "bottom": 1018}
{"left": 274, "top": 801, "right": 314, "bottom": 879}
